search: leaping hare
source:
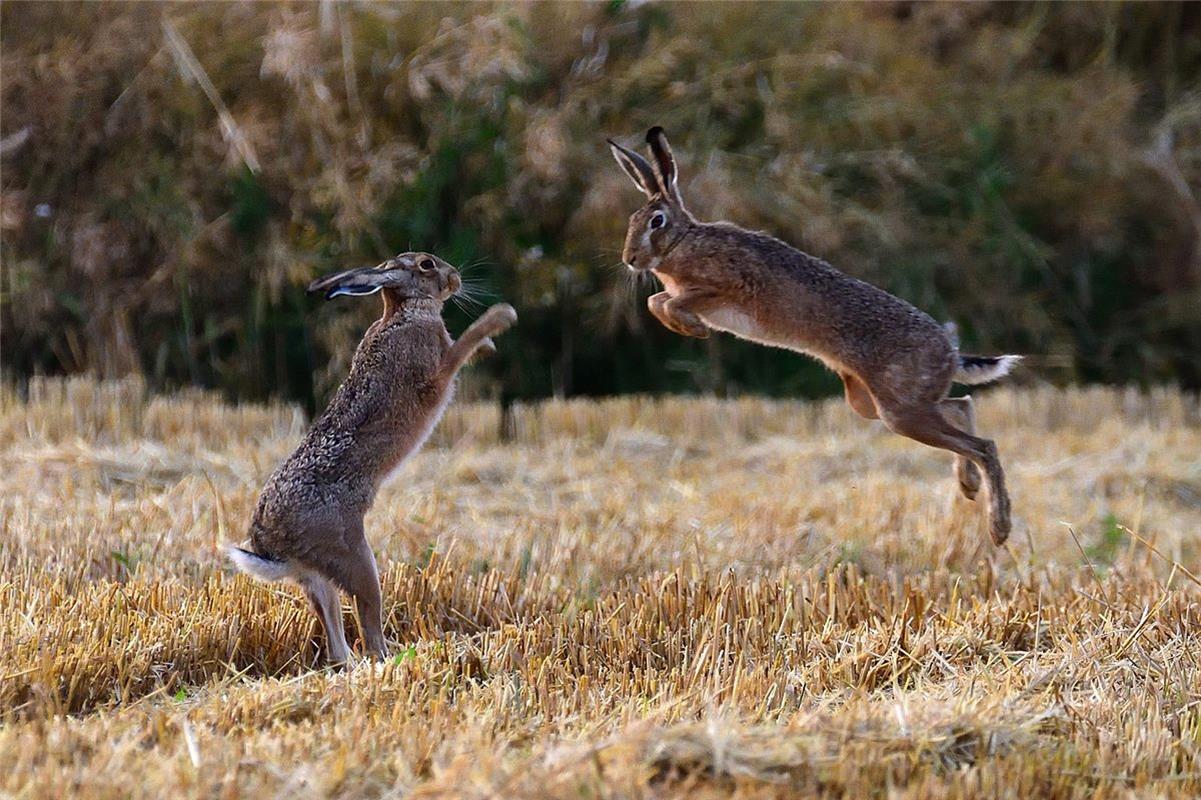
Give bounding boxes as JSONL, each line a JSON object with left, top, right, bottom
{"left": 609, "top": 128, "right": 1020, "bottom": 544}
{"left": 228, "top": 253, "right": 517, "bottom": 663}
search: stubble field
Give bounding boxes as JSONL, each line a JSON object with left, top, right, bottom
{"left": 2, "top": 377, "right": 1201, "bottom": 798}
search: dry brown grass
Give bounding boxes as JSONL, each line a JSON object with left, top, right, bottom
{"left": 2, "top": 377, "right": 1200, "bottom": 798}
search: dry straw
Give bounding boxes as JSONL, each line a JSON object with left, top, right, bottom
{"left": 2, "top": 377, "right": 1200, "bottom": 797}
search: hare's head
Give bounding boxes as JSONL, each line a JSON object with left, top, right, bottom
{"left": 308, "top": 252, "right": 462, "bottom": 304}
{"left": 608, "top": 127, "right": 694, "bottom": 272}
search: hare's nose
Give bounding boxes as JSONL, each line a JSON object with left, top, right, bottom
{"left": 445, "top": 272, "right": 462, "bottom": 293}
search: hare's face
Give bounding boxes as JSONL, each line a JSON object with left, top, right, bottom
{"left": 622, "top": 201, "right": 685, "bottom": 272}
{"left": 309, "top": 252, "right": 462, "bottom": 302}
{"left": 609, "top": 127, "right": 692, "bottom": 272}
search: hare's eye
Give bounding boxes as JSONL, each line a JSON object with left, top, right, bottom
{"left": 650, "top": 212, "right": 666, "bottom": 230}
{"left": 419, "top": 259, "right": 436, "bottom": 271}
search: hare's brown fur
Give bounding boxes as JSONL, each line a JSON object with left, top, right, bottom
{"left": 611, "top": 128, "right": 1019, "bottom": 544}
{"left": 229, "top": 253, "right": 516, "bottom": 663}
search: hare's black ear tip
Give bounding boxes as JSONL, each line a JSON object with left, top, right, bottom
{"left": 605, "top": 137, "right": 619, "bottom": 148}
{"left": 646, "top": 126, "right": 665, "bottom": 143}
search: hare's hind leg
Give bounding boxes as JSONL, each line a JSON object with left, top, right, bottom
{"left": 840, "top": 372, "right": 879, "bottom": 419}
{"left": 328, "top": 537, "right": 388, "bottom": 660}
{"left": 939, "top": 396, "right": 981, "bottom": 500}
{"left": 300, "top": 572, "right": 350, "bottom": 665}
{"left": 879, "top": 403, "right": 1011, "bottom": 545}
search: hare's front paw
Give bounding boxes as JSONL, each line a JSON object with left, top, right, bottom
{"left": 483, "top": 303, "right": 518, "bottom": 334}
{"left": 648, "top": 292, "right": 709, "bottom": 338}
{"left": 648, "top": 291, "right": 671, "bottom": 316}
{"left": 672, "top": 314, "right": 711, "bottom": 338}
{"left": 475, "top": 337, "right": 497, "bottom": 359}
{"left": 659, "top": 308, "right": 710, "bottom": 338}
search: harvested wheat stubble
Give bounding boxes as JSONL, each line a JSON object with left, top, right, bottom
{"left": 2, "top": 377, "right": 1200, "bottom": 798}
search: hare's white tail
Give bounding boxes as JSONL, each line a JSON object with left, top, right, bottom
{"left": 226, "top": 546, "right": 296, "bottom": 582}
{"left": 954, "top": 354, "right": 1022, "bottom": 385}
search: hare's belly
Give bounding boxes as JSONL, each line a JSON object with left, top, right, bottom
{"left": 700, "top": 307, "right": 779, "bottom": 347}
{"left": 701, "top": 306, "right": 848, "bottom": 370}
{"left": 380, "top": 389, "right": 455, "bottom": 487}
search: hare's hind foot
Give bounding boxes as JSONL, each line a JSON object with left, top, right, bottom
{"left": 299, "top": 572, "right": 351, "bottom": 665}
{"left": 324, "top": 536, "right": 390, "bottom": 663}
{"left": 987, "top": 508, "right": 1012, "bottom": 546}
{"left": 957, "top": 461, "right": 982, "bottom": 501}
{"left": 880, "top": 401, "right": 1011, "bottom": 547}
{"left": 973, "top": 435, "right": 1010, "bottom": 545}
{"left": 940, "top": 397, "right": 981, "bottom": 501}
{"left": 990, "top": 514, "right": 1012, "bottom": 545}
{"left": 985, "top": 455, "right": 1012, "bottom": 545}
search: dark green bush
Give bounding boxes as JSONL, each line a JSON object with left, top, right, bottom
{"left": 2, "top": 2, "right": 1198, "bottom": 408}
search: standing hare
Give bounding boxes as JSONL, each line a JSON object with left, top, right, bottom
{"left": 228, "top": 253, "right": 517, "bottom": 663}
{"left": 609, "top": 128, "right": 1020, "bottom": 544}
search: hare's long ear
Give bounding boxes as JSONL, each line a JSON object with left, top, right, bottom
{"left": 608, "top": 138, "right": 658, "bottom": 199}
{"left": 645, "top": 126, "right": 685, "bottom": 210}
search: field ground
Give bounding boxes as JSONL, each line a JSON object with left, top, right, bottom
{"left": 2, "top": 378, "right": 1201, "bottom": 798}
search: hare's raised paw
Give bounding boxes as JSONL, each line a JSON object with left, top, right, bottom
{"left": 648, "top": 293, "right": 709, "bottom": 338}
{"left": 648, "top": 291, "right": 671, "bottom": 316}
{"left": 475, "top": 337, "right": 497, "bottom": 359}
{"left": 666, "top": 312, "right": 710, "bottom": 338}
{"left": 482, "top": 303, "right": 518, "bottom": 333}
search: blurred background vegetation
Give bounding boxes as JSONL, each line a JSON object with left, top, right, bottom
{"left": 2, "top": 1, "right": 1199, "bottom": 411}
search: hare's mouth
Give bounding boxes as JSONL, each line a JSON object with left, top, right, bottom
{"left": 326, "top": 284, "right": 383, "bottom": 300}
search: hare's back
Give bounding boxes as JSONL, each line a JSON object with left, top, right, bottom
{"left": 753, "top": 245, "right": 952, "bottom": 364}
